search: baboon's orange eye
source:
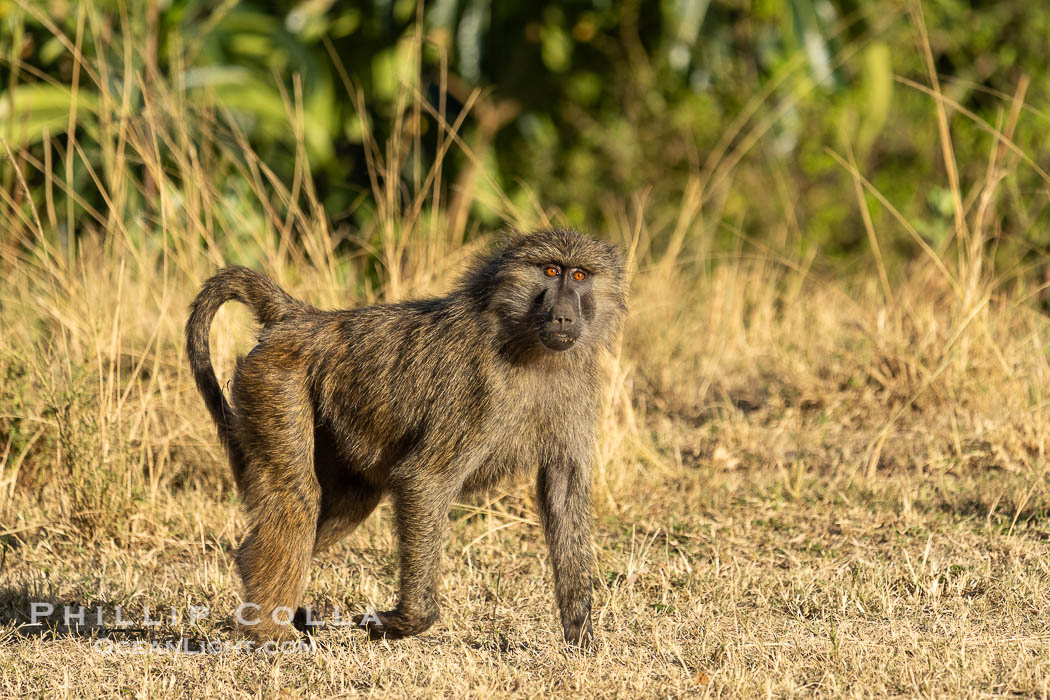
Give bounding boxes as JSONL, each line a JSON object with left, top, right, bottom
{"left": 572, "top": 270, "right": 587, "bottom": 281}
{"left": 544, "top": 266, "right": 559, "bottom": 277}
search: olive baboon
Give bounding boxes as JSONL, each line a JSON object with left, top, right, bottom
{"left": 185, "top": 228, "right": 627, "bottom": 646}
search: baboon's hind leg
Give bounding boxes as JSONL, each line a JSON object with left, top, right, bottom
{"left": 233, "top": 378, "right": 320, "bottom": 642}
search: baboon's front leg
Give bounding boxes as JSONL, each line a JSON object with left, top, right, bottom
{"left": 537, "top": 456, "right": 594, "bottom": 647}
{"left": 355, "top": 479, "right": 457, "bottom": 639}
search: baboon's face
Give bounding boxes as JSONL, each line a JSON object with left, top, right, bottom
{"left": 534, "top": 263, "right": 591, "bottom": 351}
{"left": 479, "top": 229, "right": 626, "bottom": 357}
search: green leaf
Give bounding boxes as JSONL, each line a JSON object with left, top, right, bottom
{"left": 0, "top": 84, "right": 99, "bottom": 145}
{"left": 857, "top": 41, "right": 892, "bottom": 157}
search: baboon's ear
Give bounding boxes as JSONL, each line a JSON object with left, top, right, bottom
{"left": 603, "top": 241, "right": 626, "bottom": 274}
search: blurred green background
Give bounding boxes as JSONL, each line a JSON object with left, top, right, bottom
{"left": 2, "top": 0, "right": 1048, "bottom": 272}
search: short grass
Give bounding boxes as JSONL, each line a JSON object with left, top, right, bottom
{"left": 5, "top": 401, "right": 1050, "bottom": 697}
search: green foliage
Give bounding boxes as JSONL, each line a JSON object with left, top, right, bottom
{"left": 2, "top": 0, "right": 1050, "bottom": 270}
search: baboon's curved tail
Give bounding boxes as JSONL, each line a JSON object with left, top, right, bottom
{"left": 185, "top": 267, "right": 309, "bottom": 481}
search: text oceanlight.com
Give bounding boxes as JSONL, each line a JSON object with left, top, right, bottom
{"left": 94, "top": 638, "right": 314, "bottom": 654}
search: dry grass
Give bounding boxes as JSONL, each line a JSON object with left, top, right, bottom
{"left": 5, "top": 10, "right": 1050, "bottom": 698}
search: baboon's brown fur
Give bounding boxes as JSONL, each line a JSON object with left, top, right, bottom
{"left": 185, "top": 228, "right": 627, "bottom": 646}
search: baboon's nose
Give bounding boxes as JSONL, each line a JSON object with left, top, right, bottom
{"left": 549, "top": 297, "right": 577, "bottom": 330}
{"left": 541, "top": 297, "right": 582, "bottom": 351}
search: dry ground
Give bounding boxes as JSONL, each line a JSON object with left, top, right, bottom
{"left": 5, "top": 420, "right": 1050, "bottom": 698}
{"left": 6, "top": 461, "right": 1050, "bottom": 698}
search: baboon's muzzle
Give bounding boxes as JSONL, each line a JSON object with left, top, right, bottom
{"left": 539, "top": 291, "right": 582, "bottom": 351}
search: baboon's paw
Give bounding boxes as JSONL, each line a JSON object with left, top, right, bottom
{"left": 238, "top": 621, "right": 303, "bottom": 644}
{"left": 563, "top": 620, "right": 594, "bottom": 650}
{"left": 352, "top": 608, "right": 437, "bottom": 640}
{"left": 293, "top": 607, "right": 320, "bottom": 636}
{"left": 353, "top": 609, "right": 407, "bottom": 640}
